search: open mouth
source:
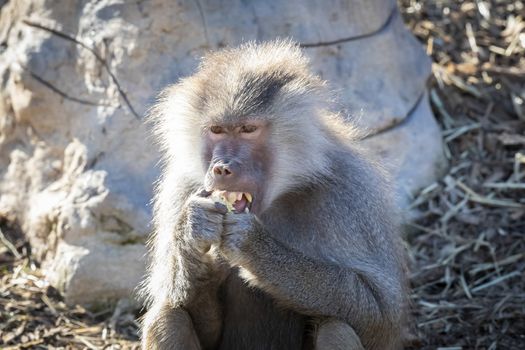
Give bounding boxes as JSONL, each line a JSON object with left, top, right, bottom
{"left": 210, "top": 191, "right": 253, "bottom": 213}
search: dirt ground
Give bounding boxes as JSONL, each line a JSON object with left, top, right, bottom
{"left": 1, "top": 0, "right": 524, "bottom": 349}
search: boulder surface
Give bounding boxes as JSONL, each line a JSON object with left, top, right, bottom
{"left": 0, "top": 0, "right": 445, "bottom": 305}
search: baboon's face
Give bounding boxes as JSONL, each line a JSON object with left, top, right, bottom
{"left": 203, "top": 119, "right": 271, "bottom": 215}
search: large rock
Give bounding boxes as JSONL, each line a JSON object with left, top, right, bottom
{"left": 0, "top": 0, "right": 445, "bottom": 305}
{"left": 362, "top": 93, "right": 447, "bottom": 209}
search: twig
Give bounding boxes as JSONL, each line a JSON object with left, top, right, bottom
{"left": 483, "top": 182, "right": 525, "bottom": 190}
{"left": 455, "top": 179, "right": 524, "bottom": 208}
{"left": 471, "top": 271, "right": 522, "bottom": 293}
{"left": 482, "top": 64, "right": 525, "bottom": 78}
{"left": 465, "top": 22, "right": 479, "bottom": 56}
{"left": 430, "top": 88, "right": 454, "bottom": 127}
{"left": 443, "top": 123, "right": 481, "bottom": 143}
{"left": 0, "top": 227, "right": 22, "bottom": 259}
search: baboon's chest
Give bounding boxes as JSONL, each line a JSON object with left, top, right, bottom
{"left": 217, "top": 269, "right": 306, "bottom": 350}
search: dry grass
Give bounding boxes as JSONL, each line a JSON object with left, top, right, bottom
{"left": 0, "top": 219, "right": 140, "bottom": 349}
{"left": 400, "top": 0, "right": 525, "bottom": 348}
{"left": 1, "top": 1, "right": 524, "bottom": 349}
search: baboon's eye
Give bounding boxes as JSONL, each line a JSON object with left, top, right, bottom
{"left": 210, "top": 126, "right": 224, "bottom": 134}
{"left": 240, "top": 125, "right": 257, "bottom": 134}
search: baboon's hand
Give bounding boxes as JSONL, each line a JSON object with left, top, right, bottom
{"left": 183, "top": 190, "right": 228, "bottom": 254}
{"left": 220, "top": 212, "right": 259, "bottom": 266}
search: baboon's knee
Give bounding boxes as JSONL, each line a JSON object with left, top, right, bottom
{"left": 142, "top": 304, "right": 201, "bottom": 350}
{"left": 315, "top": 319, "right": 364, "bottom": 350}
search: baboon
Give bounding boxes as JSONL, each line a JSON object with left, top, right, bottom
{"left": 141, "top": 40, "right": 407, "bottom": 350}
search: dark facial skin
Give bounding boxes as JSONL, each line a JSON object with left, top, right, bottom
{"left": 203, "top": 120, "right": 270, "bottom": 215}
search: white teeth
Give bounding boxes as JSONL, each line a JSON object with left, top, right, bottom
{"left": 211, "top": 190, "right": 253, "bottom": 214}
{"left": 227, "top": 192, "right": 237, "bottom": 204}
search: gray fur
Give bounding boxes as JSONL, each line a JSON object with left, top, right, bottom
{"left": 141, "top": 40, "right": 407, "bottom": 350}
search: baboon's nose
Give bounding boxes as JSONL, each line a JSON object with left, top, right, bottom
{"left": 213, "top": 164, "right": 233, "bottom": 177}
